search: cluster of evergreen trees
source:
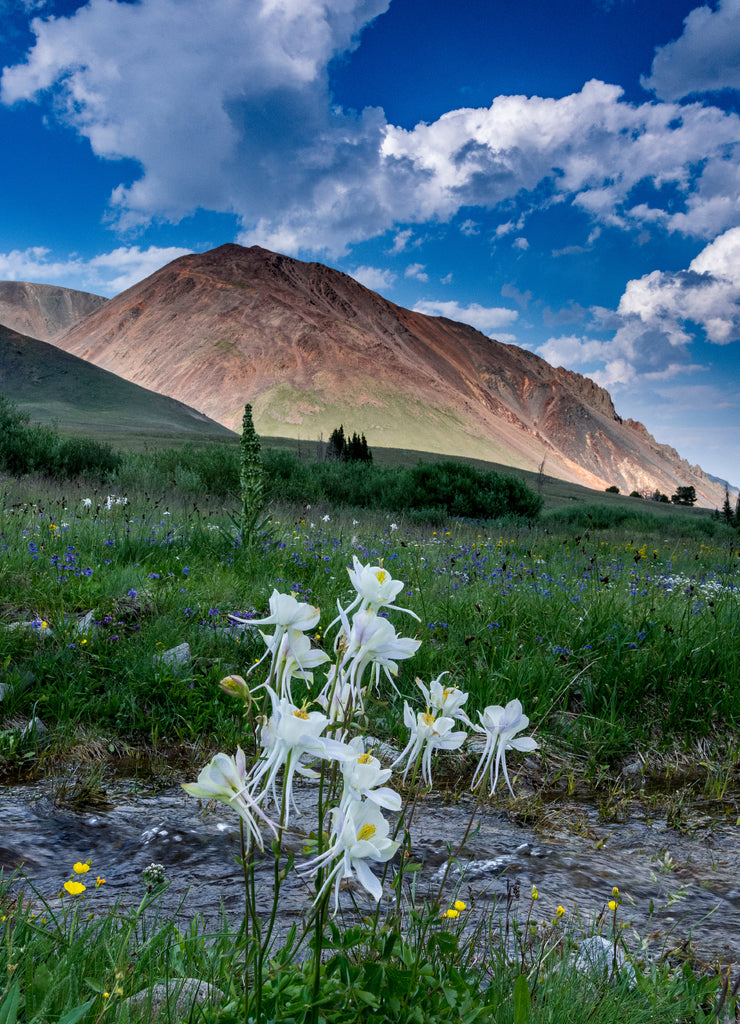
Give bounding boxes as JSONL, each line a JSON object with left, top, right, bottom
{"left": 326, "top": 425, "right": 372, "bottom": 463}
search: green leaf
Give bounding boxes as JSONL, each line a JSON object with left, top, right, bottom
{"left": 355, "top": 989, "right": 380, "bottom": 1008}
{"left": 26, "top": 963, "right": 52, "bottom": 1016}
{"left": 0, "top": 983, "right": 20, "bottom": 1024}
{"left": 430, "top": 931, "right": 458, "bottom": 956}
{"left": 57, "top": 998, "right": 96, "bottom": 1024}
{"left": 513, "top": 974, "right": 531, "bottom": 1024}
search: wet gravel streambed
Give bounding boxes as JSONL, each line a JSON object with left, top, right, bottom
{"left": 2, "top": 774, "right": 739, "bottom": 965}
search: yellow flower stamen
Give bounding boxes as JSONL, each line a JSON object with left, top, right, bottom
{"left": 421, "top": 712, "right": 435, "bottom": 727}
{"left": 357, "top": 753, "right": 374, "bottom": 764}
{"left": 357, "top": 823, "right": 377, "bottom": 841}
{"left": 375, "top": 569, "right": 388, "bottom": 584}
{"left": 293, "top": 709, "right": 310, "bottom": 720}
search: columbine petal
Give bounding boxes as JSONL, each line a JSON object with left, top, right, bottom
{"left": 182, "top": 748, "right": 277, "bottom": 850}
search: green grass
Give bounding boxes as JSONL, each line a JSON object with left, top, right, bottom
{"left": 0, "top": 476, "right": 737, "bottom": 776}
{"left": 0, "top": 868, "right": 724, "bottom": 1023}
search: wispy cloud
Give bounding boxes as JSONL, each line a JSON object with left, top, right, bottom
{"left": 0, "top": 245, "right": 192, "bottom": 295}
{"left": 413, "top": 299, "right": 518, "bottom": 335}
{"left": 404, "top": 262, "right": 428, "bottom": 282}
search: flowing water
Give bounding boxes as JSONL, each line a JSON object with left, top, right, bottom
{"left": 2, "top": 773, "right": 739, "bottom": 965}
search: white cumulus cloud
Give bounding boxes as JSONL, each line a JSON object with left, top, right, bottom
{"left": 350, "top": 264, "right": 396, "bottom": 291}
{"left": 412, "top": 299, "right": 518, "bottom": 335}
{"left": 2, "top": 1, "right": 740, "bottom": 254}
{"left": 618, "top": 227, "right": 740, "bottom": 345}
{"left": 641, "top": 0, "right": 740, "bottom": 100}
{"left": 536, "top": 228, "right": 740, "bottom": 393}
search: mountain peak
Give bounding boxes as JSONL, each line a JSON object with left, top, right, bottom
{"left": 42, "top": 244, "right": 725, "bottom": 507}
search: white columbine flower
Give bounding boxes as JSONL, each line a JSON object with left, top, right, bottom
{"left": 230, "top": 590, "right": 321, "bottom": 684}
{"left": 270, "top": 629, "right": 330, "bottom": 703}
{"left": 344, "top": 556, "right": 419, "bottom": 619}
{"left": 182, "top": 748, "right": 278, "bottom": 850}
{"left": 392, "top": 702, "right": 467, "bottom": 786}
{"left": 339, "top": 736, "right": 402, "bottom": 814}
{"left": 471, "top": 698, "right": 539, "bottom": 797}
{"left": 416, "top": 672, "right": 473, "bottom": 726}
{"left": 250, "top": 688, "right": 353, "bottom": 826}
{"left": 338, "top": 607, "right": 421, "bottom": 702}
{"left": 304, "top": 800, "right": 400, "bottom": 915}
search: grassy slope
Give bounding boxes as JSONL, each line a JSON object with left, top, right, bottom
{"left": 0, "top": 325, "right": 236, "bottom": 446}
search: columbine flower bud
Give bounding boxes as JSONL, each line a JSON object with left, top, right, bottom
{"left": 219, "top": 674, "right": 251, "bottom": 702}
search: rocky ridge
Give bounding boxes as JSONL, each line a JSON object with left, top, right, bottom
{"left": 23, "top": 244, "right": 727, "bottom": 507}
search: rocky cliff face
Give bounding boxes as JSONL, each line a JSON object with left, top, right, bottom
{"left": 46, "top": 243, "right": 724, "bottom": 507}
{"left": 0, "top": 281, "right": 106, "bottom": 341}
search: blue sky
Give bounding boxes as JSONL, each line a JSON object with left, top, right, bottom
{"left": 1, "top": 0, "right": 740, "bottom": 485}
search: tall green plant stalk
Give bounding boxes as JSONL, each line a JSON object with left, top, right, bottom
{"left": 239, "top": 403, "right": 270, "bottom": 547}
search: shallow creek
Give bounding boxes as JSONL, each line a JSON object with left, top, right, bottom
{"left": 2, "top": 775, "right": 740, "bottom": 965}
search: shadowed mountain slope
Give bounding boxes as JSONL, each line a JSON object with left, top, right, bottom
{"left": 0, "top": 281, "right": 106, "bottom": 342}
{"left": 43, "top": 243, "right": 724, "bottom": 506}
{"left": 0, "top": 324, "right": 236, "bottom": 443}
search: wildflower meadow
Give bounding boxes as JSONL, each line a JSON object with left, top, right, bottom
{"left": 1, "top": 447, "right": 739, "bottom": 1021}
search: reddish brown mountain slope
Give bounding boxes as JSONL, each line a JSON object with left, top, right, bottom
{"left": 50, "top": 243, "right": 724, "bottom": 506}
{"left": 0, "top": 281, "right": 106, "bottom": 341}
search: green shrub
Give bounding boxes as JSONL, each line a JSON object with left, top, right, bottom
{"left": 0, "top": 396, "right": 121, "bottom": 480}
{"left": 396, "top": 461, "right": 543, "bottom": 519}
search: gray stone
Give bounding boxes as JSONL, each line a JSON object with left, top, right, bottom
{"left": 572, "top": 936, "right": 635, "bottom": 986}
{"left": 73, "top": 610, "right": 96, "bottom": 635}
{"left": 125, "top": 977, "right": 224, "bottom": 1022}
{"left": 20, "top": 716, "right": 48, "bottom": 741}
{"left": 154, "top": 643, "right": 191, "bottom": 669}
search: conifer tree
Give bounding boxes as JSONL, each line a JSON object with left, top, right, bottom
{"left": 722, "top": 488, "right": 734, "bottom": 523}
{"left": 327, "top": 425, "right": 345, "bottom": 461}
